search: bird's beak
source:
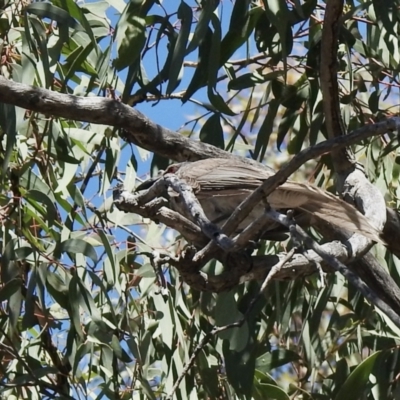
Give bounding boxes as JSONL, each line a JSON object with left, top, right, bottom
{"left": 135, "top": 176, "right": 161, "bottom": 192}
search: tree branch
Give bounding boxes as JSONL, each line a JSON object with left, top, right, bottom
{"left": 2, "top": 75, "right": 400, "bottom": 319}
{"left": 274, "top": 211, "right": 400, "bottom": 329}
{"left": 0, "top": 76, "right": 243, "bottom": 163}
{"left": 319, "top": 0, "right": 400, "bottom": 322}
{"left": 320, "top": 0, "right": 387, "bottom": 248}
{"left": 320, "top": 0, "right": 354, "bottom": 171}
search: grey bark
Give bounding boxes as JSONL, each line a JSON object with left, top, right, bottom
{"left": 319, "top": 0, "right": 400, "bottom": 323}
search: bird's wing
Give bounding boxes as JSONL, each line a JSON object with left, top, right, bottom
{"left": 177, "top": 158, "right": 272, "bottom": 191}
{"left": 175, "top": 158, "right": 383, "bottom": 242}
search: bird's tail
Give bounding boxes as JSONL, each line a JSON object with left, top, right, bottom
{"left": 269, "top": 182, "right": 383, "bottom": 243}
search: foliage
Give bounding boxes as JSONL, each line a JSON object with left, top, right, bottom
{"left": 0, "top": 0, "right": 400, "bottom": 399}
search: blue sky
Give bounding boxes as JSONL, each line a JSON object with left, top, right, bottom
{"left": 111, "top": 0, "right": 237, "bottom": 177}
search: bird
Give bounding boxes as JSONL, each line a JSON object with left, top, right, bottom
{"left": 137, "top": 158, "right": 382, "bottom": 243}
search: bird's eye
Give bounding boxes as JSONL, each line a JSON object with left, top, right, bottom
{"left": 165, "top": 164, "right": 179, "bottom": 173}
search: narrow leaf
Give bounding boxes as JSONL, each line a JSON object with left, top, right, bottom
{"left": 57, "top": 238, "right": 98, "bottom": 263}
{"left": 166, "top": 1, "right": 192, "bottom": 94}
{"left": 334, "top": 351, "right": 382, "bottom": 400}
{"left": 199, "top": 113, "right": 224, "bottom": 149}
{"left": 113, "top": 2, "right": 146, "bottom": 71}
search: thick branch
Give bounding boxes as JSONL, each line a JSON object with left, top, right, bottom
{"left": 0, "top": 76, "right": 232, "bottom": 163}
{"left": 384, "top": 208, "right": 400, "bottom": 257}
{"left": 320, "top": 0, "right": 354, "bottom": 171}
{"left": 314, "top": 220, "right": 400, "bottom": 317}
{"left": 0, "top": 76, "right": 398, "bottom": 167}
{"left": 2, "top": 76, "right": 400, "bottom": 247}
{"left": 320, "top": 0, "right": 387, "bottom": 243}
{"left": 319, "top": 1, "right": 398, "bottom": 324}
{"left": 279, "top": 212, "right": 400, "bottom": 329}
{"left": 3, "top": 76, "right": 398, "bottom": 242}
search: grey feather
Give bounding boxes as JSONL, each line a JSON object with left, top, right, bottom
{"left": 160, "top": 158, "right": 383, "bottom": 242}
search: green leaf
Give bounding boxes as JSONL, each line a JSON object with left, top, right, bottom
{"left": 87, "top": 270, "right": 118, "bottom": 325}
{"left": 256, "top": 349, "right": 301, "bottom": 372}
{"left": 19, "top": 167, "right": 56, "bottom": 203}
{"left": 55, "top": 162, "right": 79, "bottom": 194}
{"left": 0, "top": 279, "right": 21, "bottom": 302}
{"left": 372, "top": 0, "right": 396, "bottom": 36}
{"left": 25, "top": 189, "right": 57, "bottom": 228}
{"left": 215, "top": 291, "right": 249, "bottom": 352}
{"left": 102, "top": 146, "right": 117, "bottom": 195}
{"left": 186, "top": 0, "right": 216, "bottom": 54}
{"left": 55, "top": 0, "right": 98, "bottom": 49}
{"left": 281, "top": 82, "right": 309, "bottom": 110}
{"left": 254, "top": 99, "right": 280, "bottom": 161}
{"left": 205, "top": 14, "right": 235, "bottom": 115}
{"left": 71, "top": 342, "right": 90, "bottom": 376}
{"left": 151, "top": 153, "right": 170, "bottom": 176}
{"left": 334, "top": 351, "right": 382, "bottom": 400}
{"left": 220, "top": 3, "right": 263, "bottom": 65}
{"left": 63, "top": 42, "right": 97, "bottom": 90}
{"left": 369, "top": 90, "right": 381, "bottom": 113}
{"left": 223, "top": 339, "right": 256, "bottom": 397}
{"left": 135, "top": 263, "right": 155, "bottom": 279}
{"left": 183, "top": 27, "right": 212, "bottom": 101}
{"left": 197, "top": 350, "right": 219, "bottom": 397}
{"left": 110, "top": 335, "right": 132, "bottom": 362}
{"left": 8, "top": 280, "right": 22, "bottom": 335}
{"left": 113, "top": 2, "right": 146, "bottom": 71}
{"left": 75, "top": 278, "right": 103, "bottom": 324}
{"left": 67, "top": 184, "right": 86, "bottom": 213}
{"left": 57, "top": 238, "right": 98, "bottom": 263}
{"left": 254, "top": 10, "right": 272, "bottom": 52}
{"left": 287, "top": 109, "right": 309, "bottom": 154}
{"left": 199, "top": 113, "right": 224, "bottom": 149}
{"left": 226, "top": 88, "right": 254, "bottom": 151}
{"left": 99, "top": 229, "right": 118, "bottom": 286}
{"left": 228, "top": 71, "right": 283, "bottom": 91}
{"left": 2, "top": 240, "right": 18, "bottom": 282}
{"left": 68, "top": 275, "right": 85, "bottom": 340}
{"left": 138, "top": 376, "right": 157, "bottom": 400}
{"left": 26, "top": 3, "right": 78, "bottom": 27}
{"left": 277, "top": 108, "right": 301, "bottom": 151}
{"left": 262, "top": 0, "right": 293, "bottom": 69}
{"left": 129, "top": 15, "right": 176, "bottom": 98}
{"left": 0, "top": 102, "right": 16, "bottom": 175}
{"left": 28, "top": 17, "right": 52, "bottom": 88}
{"left": 254, "top": 383, "right": 290, "bottom": 400}
{"left": 166, "top": 1, "right": 192, "bottom": 94}
{"left": 22, "top": 269, "right": 38, "bottom": 329}
{"left": 46, "top": 271, "right": 70, "bottom": 309}
{"left": 122, "top": 60, "right": 141, "bottom": 103}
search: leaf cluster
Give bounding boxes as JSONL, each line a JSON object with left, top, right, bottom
{"left": 1, "top": 0, "right": 400, "bottom": 399}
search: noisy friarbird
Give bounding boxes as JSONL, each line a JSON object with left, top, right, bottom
{"left": 137, "top": 158, "right": 382, "bottom": 243}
